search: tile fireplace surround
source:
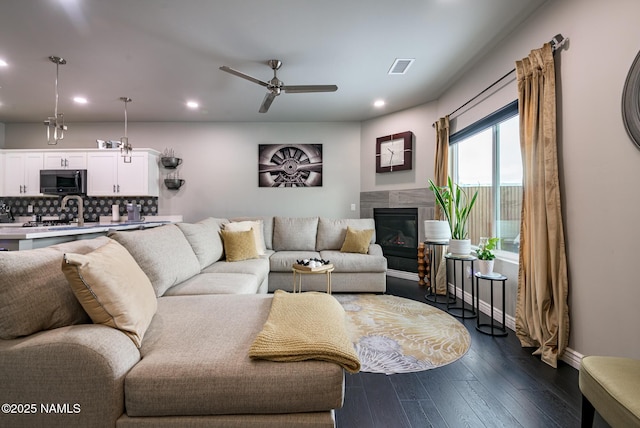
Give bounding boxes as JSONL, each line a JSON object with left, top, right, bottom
{"left": 361, "top": 188, "right": 436, "bottom": 274}
{"left": 360, "top": 188, "right": 436, "bottom": 239}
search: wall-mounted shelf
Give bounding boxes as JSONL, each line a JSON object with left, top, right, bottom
{"left": 160, "top": 151, "right": 184, "bottom": 190}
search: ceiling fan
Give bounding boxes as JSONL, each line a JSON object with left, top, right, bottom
{"left": 219, "top": 59, "right": 338, "bottom": 113}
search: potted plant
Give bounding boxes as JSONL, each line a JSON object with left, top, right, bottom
{"left": 476, "top": 237, "right": 499, "bottom": 275}
{"left": 428, "top": 177, "right": 478, "bottom": 256}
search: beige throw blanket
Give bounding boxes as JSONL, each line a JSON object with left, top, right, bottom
{"left": 249, "top": 290, "right": 361, "bottom": 373}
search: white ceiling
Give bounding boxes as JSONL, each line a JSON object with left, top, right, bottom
{"left": 0, "top": 0, "right": 547, "bottom": 124}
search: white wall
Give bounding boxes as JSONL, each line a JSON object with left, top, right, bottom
{"left": 4, "top": 121, "right": 362, "bottom": 222}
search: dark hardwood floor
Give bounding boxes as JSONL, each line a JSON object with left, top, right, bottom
{"left": 335, "top": 276, "right": 610, "bottom": 428}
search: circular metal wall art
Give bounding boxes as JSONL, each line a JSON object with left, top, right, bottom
{"left": 622, "top": 50, "right": 640, "bottom": 150}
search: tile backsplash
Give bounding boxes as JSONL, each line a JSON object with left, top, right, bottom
{"left": 0, "top": 196, "right": 158, "bottom": 222}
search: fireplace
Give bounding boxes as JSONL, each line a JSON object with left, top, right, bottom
{"left": 373, "top": 208, "right": 418, "bottom": 273}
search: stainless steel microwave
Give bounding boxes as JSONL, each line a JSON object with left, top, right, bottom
{"left": 40, "top": 169, "right": 88, "bottom": 195}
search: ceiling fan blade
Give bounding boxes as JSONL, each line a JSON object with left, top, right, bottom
{"left": 283, "top": 85, "right": 338, "bottom": 94}
{"left": 219, "top": 66, "right": 269, "bottom": 88}
{"left": 259, "top": 92, "right": 277, "bottom": 113}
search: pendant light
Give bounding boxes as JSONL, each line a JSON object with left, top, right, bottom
{"left": 120, "top": 97, "right": 133, "bottom": 163}
{"left": 44, "top": 56, "right": 68, "bottom": 145}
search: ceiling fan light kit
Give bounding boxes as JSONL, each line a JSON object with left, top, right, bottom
{"left": 219, "top": 59, "right": 338, "bottom": 113}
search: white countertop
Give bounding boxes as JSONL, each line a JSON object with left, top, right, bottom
{"left": 0, "top": 215, "right": 182, "bottom": 240}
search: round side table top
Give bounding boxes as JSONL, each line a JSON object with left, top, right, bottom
{"left": 474, "top": 271, "right": 507, "bottom": 280}
{"left": 445, "top": 253, "right": 477, "bottom": 261}
{"left": 292, "top": 263, "right": 334, "bottom": 273}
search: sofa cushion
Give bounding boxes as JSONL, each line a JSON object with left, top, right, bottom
{"left": 62, "top": 239, "right": 157, "bottom": 348}
{"left": 125, "top": 294, "right": 344, "bottom": 416}
{"left": 202, "top": 257, "right": 270, "bottom": 287}
{"left": 273, "top": 216, "right": 318, "bottom": 251}
{"left": 232, "top": 216, "right": 274, "bottom": 249}
{"left": 0, "top": 237, "right": 110, "bottom": 340}
{"left": 319, "top": 249, "right": 388, "bottom": 272}
{"left": 109, "top": 224, "right": 201, "bottom": 297}
{"left": 220, "top": 229, "right": 259, "bottom": 262}
{"left": 223, "top": 220, "right": 266, "bottom": 255}
{"left": 340, "top": 226, "right": 375, "bottom": 254}
{"left": 176, "top": 217, "right": 228, "bottom": 269}
{"left": 316, "top": 218, "right": 376, "bottom": 250}
{"left": 269, "top": 250, "right": 322, "bottom": 272}
{"left": 162, "top": 273, "right": 260, "bottom": 295}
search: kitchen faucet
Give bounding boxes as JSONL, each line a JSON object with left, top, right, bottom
{"left": 60, "top": 195, "right": 84, "bottom": 227}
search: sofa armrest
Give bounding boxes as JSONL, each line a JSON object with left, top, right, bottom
{"left": 0, "top": 324, "right": 140, "bottom": 428}
{"left": 368, "top": 243, "right": 384, "bottom": 256}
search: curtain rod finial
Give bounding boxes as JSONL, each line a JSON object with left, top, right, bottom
{"left": 551, "top": 34, "right": 568, "bottom": 51}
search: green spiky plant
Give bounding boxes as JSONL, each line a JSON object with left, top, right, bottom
{"left": 476, "top": 237, "right": 500, "bottom": 260}
{"left": 428, "top": 177, "right": 478, "bottom": 240}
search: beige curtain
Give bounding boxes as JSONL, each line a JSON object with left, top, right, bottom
{"left": 433, "top": 116, "right": 449, "bottom": 294}
{"left": 515, "top": 43, "right": 569, "bottom": 368}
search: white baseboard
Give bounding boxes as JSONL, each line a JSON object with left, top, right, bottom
{"left": 560, "top": 347, "right": 583, "bottom": 369}
{"left": 450, "top": 285, "right": 582, "bottom": 369}
{"left": 387, "top": 269, "right": 419, "bottom": 282}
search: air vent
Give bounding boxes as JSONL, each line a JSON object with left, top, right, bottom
{"left": 388, "top": 58, "right": 415, "bottom": 75}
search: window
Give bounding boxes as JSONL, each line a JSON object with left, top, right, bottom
{"left": 450, "top": 100, "right": 521, "bottom": 254}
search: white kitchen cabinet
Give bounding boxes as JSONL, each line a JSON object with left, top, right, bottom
{"left": 43, "top": 151, "right": 87, "bottom": 169}
{"left": 3, "top": 151, "right": 44, "bottom": 196}
{"left": 87, "top": 150, "right": 159, "bottom": 196}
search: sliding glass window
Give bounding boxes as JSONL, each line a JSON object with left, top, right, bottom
{"left": 450, "top": 100, "right": 521, "bottom": 254}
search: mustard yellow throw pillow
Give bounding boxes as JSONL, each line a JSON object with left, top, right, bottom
{"left": 220, "top": 229, "right": 259, "bottom": 262}
{"left": 340, "top": 227, "right": 374, "bottom": 254}
{"left": 223, "top": 220, "right": 266, "bottom": 255}
{"left": 61, "top": 239, "right": 157, "bottom": 348}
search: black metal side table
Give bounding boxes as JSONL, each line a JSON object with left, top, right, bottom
{"left": 424, "top": 240, "right": 454, "bottom": 304}
{"left": 445, "top": 254, "right": 477, "bottom": 319}
{"left": 474, "top": 272, "right": 508, "bottom": 337}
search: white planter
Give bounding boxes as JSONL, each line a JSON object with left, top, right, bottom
{"left": 448, "top": 239, "right": 471, "bottom": 256}
{"left": 424, "top": 220, "right": 451, "bottom": 241}
{"left": 478, "top": 259, "right": 495, "bottom": 276}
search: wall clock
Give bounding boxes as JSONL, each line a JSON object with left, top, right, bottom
{"left": 622, "top": 49, "right": 640, "bottom": 151}
{"left": 376, "top": 131, "right": 413, "bottom": 173}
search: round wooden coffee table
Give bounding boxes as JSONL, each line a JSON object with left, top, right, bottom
{"left": 292, "top": 263, "right": 334, "bottom": 294}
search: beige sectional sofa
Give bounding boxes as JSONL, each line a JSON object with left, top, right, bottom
{"left": 0, "top": 216, "right": 386, "bottom": 428}
{"left": 235, "top": 216, "right": 387, "bottom": 293}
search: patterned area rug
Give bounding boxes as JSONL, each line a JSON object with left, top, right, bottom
{"left": 334, "top": 294, "right": 471, "bottom": 375}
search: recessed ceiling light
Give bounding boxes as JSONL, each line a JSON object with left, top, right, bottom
{"left": 186, "top": 101, "right": 199, "bottom": 109}
{"left": 374, "top": 100, "right": 385, "bottom": 108}
{"left": 73, "top": 96, "right": 87, "bottom": 104}
{"left": 0, "top": 59, "right": 7, "bottom": 67}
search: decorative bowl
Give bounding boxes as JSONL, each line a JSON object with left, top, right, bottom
{"left": 161, "top": 157, "right": 182, "bottom": 168}
{"left": 164, "top": 178, "right": 185, "bottom": 190}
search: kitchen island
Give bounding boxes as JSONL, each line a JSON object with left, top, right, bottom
{"left": 0, "top": 216, "right": 182, "bottom": 251}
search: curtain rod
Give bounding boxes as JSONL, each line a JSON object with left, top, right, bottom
{"left": 435, "top": 34, "right": 568, "bottom": 125}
